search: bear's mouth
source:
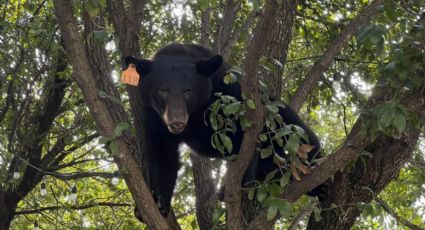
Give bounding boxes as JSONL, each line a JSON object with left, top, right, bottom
{"left": 167, "top": 122, "right": 186, "bottom": 134}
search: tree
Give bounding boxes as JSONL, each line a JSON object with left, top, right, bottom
{"left": 1, "top": 0, "right": 424, "bottom": 229}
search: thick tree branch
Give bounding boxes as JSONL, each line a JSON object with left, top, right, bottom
{"left": 106, "top": 0, "right": 145, "bottom": 163}
{"left": 200, "top": 7, "right": 211, "bottom": 47}
{"left": 307, "top": 128, "right": 421, "bottom": 230}
{"left": 190, "top": 154, "right": 216, "bottom": 230}
{"left": 45, "top": 171, "right": 118, "bottom": 181}
{"left": 216, "top": 0, "right": 240, "bottom": 52}
{"left": 222, "top": 11, "right": 257, "bottom": 60}
{"left": 225, "top": 0, "right": 281, "bottom": 228}
{"left": 15, "top": 202, "right": 131, "bottom": 215}
{"left": 289, "top": 0, "right": 385, "bottom": 112}
{"left": 53, "top": 1, "right": 170, "bottom": 229}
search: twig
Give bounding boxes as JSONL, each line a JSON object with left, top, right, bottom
{"left": 375, "top": 197, "right": 424, "bottom": 230}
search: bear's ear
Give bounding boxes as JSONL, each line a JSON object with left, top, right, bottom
{"left": 124, "top": 56, "right": 152, "bottom": 76}
{"left": 195, "top": 55, "right": 223, "bottom": 77}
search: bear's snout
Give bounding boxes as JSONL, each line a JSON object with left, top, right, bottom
{"left": 168, "top": 121, "right": 186, "bottom": 134}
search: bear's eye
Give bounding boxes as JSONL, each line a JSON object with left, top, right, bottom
{"left": 183, "top": 88, "right": 191, "bottom": 95}
{"left": 159, "top": 87, "right": 168, "bottom": 93}
{"left": 159, "top": 87, "right": 169, "bottom": 98}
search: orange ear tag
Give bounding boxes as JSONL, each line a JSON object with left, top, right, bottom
{"left": 121, "top": 63, "right": 140, "bottom": 86}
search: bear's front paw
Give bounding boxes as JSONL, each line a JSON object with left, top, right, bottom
{"left": 152, "top": 191, "right": 169, "bottom": 216}
{"left": 133, "top": 192, "right": 169, "bottom": 222}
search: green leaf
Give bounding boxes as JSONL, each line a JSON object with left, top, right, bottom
{"left": 218, "top": 133, "right": 233, "bottom": 153}
{"left": 212, "top": 133, "right": 224, "bottom": 154}
{"left": 112, "top": 122, "right": 130, "bottom": 139}
{"left": 368, "top": 25, "right": 385, "bottom": 44}
{"left": 266, "top": 104, "right": 279, "bottom": 114}
{"left": 313, "top": 206, "right": 322, "bottom": 222}
{"left": 212, "top": 207, "right": 225, "bottom": 225}
{"left": 267, "top": 204, "right": 278, "bottom": 220}
{"left": 98, "top": 136, "right": 110, "bottom": 144}
{"left": 209, "top": 113, "right": 218, "bottom": 130}
{"left": 109, "top": 141, "right": 118, "bottom": 155}
{"left": 246, "top": 99, "right": 256, "bottom": 109}
{"left": 259, "top": 134, "right": 268, "bottom": 142}
{"left": 357, "top": 24, "right": 373, "bottom": 44}
{"left": 257, "top": 187, "right": 267, "bottom": 203}
{"left": 378, "top": 105, "right": 395, "bottom": 130}
{"left": 393, "top": 112, "right": 406, "bottom": 133}
{"left": 250, "top": 0, "right": 261, "bottom": 11}
{"left": 86, "top": 0, "right": 100, "bottom": 17}
{"left": 248, "top": 188, "right": 255, "bottom": 200}
{"left": 383, "top": 62, "right": 396, "bottom": 77}
{"left": 92, "top": 31, "right": 108, "bottom": 43}
{"left": 264, "top": 170, "right": 277, "bottom": 183}
{"left": 280, "top": 172, "right": 291, "bottom": 187}
{"left": 210, "top": 100, "right": 221, "bottom": 113}
{"left": 362, "top": 203, "right": 373, "bottom": 217}
{"left": 223, "top": 102, "right": 241, "bottom": 115}
{"left": 277, "top": 200, "right": 292, "bottom": 218}
{"left": 198, "top": 0, "right": 209, "bottom": 11}
{"left": 284, "top": 134, "right": 300, "bottom": 155}
{"left": 240, "top": 116, "right": 252, "bottom": 130}
{"left": 223, "top": 74, "right": 232, "bottom": 84}
{"left": 260, "top": 145, "right": 273, "bottom": 159}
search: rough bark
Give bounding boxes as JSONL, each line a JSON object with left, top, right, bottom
{"left": 106, "top": 0, "right": 146, "bottom": 167}
{"left": 215, "top": 0, "right": 240, "bottom": 54}
{"left": 304, "top": 14, "right": 425, "bottom": 230}
{"left": 264, "top": 0, "right": 298, "bottom": 100}
{"left": 53, "top": 1, "right": 170, "bottom": 229}
{"left": 289, "top": 0, "right": 385, "bottom": 112}
{"left": 306, "top": 130, "right": 420, "bottom": 230}
{"left": 225, "top": 0, "right": 281, "bottom": 228}
{"left": 190, "top": 154, "right": 216, "bottom": 230}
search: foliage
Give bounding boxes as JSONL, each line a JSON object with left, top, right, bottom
{"left": 0, "top": 0, "right": 423, "bottom": 229}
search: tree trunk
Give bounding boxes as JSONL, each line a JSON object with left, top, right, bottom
{"left": 53, "top": 1, "right": 171, "bottom": 228}
{"left": 307, "top": 130, "right": 420, "bottom": 230}
{"left": 190, "top": 154, "right": 216, "bottom": 230}
{"left": 0, "top": 191, "right": 13, "bottom": 230}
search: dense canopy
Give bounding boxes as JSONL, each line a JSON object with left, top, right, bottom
{"left": 0, "top": 0, "right": 424, "bottom": 229}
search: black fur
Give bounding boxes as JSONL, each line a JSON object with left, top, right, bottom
{"left": 126, "top": 43, "right": 322, "bottom": 219}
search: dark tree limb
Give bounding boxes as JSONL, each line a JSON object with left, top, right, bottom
{"left": 221, "top": 11, "right": 257, "bottom": 60}
{"left": 53, "top": 1, "right": 170, "bottom": 229}
{"left": 306, "top": 129, "right": 421, "bottom": 230}
{"left": 225, "top": 0, "right": 282, "bottom": 228}
{"left": 305, "top": 14, "right": 425, "bottom": 230}
{"left": 106, "top": 2, "right": 181, "bottom": 229}
{"left": 106, "top": 0, "right": 146, "bottom": 166}
{"left": 14, "top": 202, "right": 131, "bottom": 215}
{"left": 289, "top": 0, "right": 385, "bottom": 112}
{"left": 45, "top": 171, "right": 118, "bottom": 181}
{"left": 190, "top": 13, "right": 218, "bottom": 230}
{"left": 190, "top": 154, "right": 217, "bottom": 230}
{"left": 200, "top": 7, "right": 211, "bottom": 47}
{"left": 215, "top": 0, "right": 240, "bottom": 54}
{"left": 263, "top": 0, "right": 298, "bottom": 100}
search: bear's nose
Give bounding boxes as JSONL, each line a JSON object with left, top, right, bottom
{"left": 169, "top": 121, "right": 186, "bottom": 134}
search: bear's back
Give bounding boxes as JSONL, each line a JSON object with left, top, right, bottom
{"left": 153, "top": 43, "right": 217, "bottom": 60}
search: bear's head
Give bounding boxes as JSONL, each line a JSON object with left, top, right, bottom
{"left": 125, "top": 55, "right": 223, "bottom": 134}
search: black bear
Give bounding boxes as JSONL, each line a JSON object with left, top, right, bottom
{"left": 125, "top": 43, "right": 321, "bottom": 218}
